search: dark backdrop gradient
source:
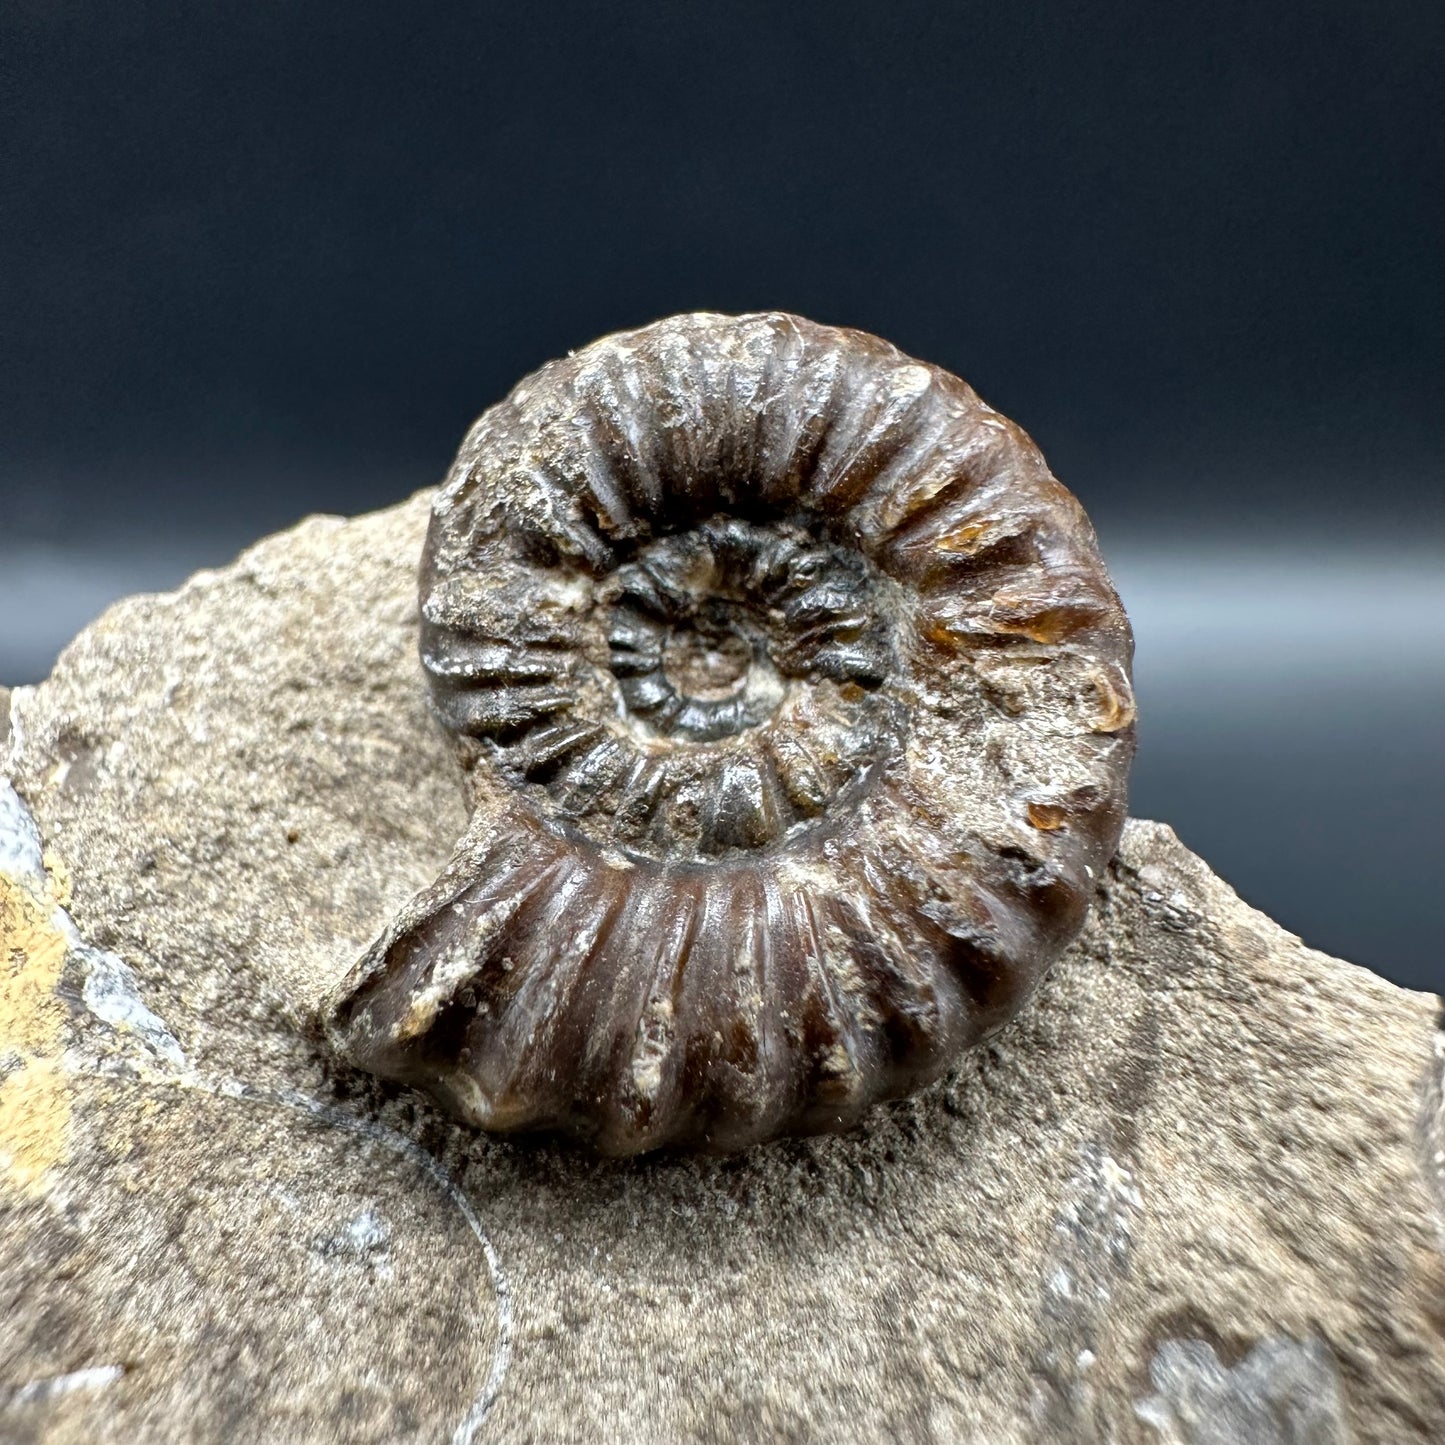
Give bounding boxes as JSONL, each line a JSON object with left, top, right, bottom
{"left": 2, "top": 2, "right": 1441, "bottom": 986}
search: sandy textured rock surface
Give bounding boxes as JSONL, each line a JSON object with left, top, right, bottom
{"left": 2, "top": 496, "right": 1443, "bottom": 1443}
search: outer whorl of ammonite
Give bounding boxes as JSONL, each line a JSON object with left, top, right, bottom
{"left": 326, "top": 312, "right": 1136, "bottom": 1156}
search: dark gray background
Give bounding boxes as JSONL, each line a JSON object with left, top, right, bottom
{"left": 2, "top": 3, "right": 1441, "bottom": 986}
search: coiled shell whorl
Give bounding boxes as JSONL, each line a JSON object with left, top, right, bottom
{"left": 326, "top": 312, "right": 1135, "bottom": 1155}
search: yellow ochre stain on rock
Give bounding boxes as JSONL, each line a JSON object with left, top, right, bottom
{"left": 0, "top": 1057, "right": 70, "bottom": 1191}
{"left": 0, "top": 869, "right": 73, "bottom": 1193}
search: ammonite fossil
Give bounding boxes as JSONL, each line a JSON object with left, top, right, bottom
{"left": 326, "top": 312, "right": 1135, "bottom": 1155}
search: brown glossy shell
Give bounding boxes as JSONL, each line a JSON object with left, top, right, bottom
{"left": 326, "top": 312, "right": 1136, "bottom": 1155}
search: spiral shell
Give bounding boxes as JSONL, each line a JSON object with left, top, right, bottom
{"left": 326, "top": 312, "right": 1135, "bottom": 1155}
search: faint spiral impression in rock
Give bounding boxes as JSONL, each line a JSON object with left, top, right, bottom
{"left": 326, "top": 312, "right": 1136, "bottom": 1155}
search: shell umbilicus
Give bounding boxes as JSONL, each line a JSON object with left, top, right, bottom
{"left": 326, "top": 312, "right": 1135, "bottom": 1155}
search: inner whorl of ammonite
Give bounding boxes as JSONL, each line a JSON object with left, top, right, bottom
{"left": 326, "top": 311, "right": 1137, "bottom": 1157}
{"left": 479, "top": 512, "right": 902, "bottom": 860}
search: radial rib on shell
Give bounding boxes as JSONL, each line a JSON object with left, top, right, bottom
{"left": 326, "top": 311, "right": 1136, "bottom": 1156}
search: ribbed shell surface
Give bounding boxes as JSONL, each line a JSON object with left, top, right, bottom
{"left": 326, "top": 312, "right": 1136, "bottom": 1155}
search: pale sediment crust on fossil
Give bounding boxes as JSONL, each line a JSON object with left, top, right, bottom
{"left": 328, "top": 313, "right": 1137, "bottom": 1154}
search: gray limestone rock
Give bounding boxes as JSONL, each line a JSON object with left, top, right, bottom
{"left": 2, "top": 495, "right": 1443, "bottom": 1443}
